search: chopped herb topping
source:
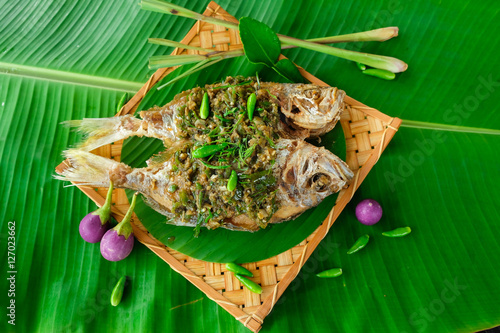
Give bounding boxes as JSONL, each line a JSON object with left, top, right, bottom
{"left": 163, "top": 76, "right": 281, "bottom": 232}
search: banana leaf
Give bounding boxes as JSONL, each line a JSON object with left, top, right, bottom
{"left": 1, "top": 0, "right": 499, "bottom": 333}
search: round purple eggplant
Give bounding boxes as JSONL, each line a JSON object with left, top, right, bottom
{"left": 79, "top": 213, "right": 111, "bottom": 243}
{"left": 79, "top": 181, "right": 114, "bottom": 243}
{"left": 355, "top": 199, "right": 383, "bottom": 225}
{"left": 100, "top": 193, "right": 138, "bottom": 262}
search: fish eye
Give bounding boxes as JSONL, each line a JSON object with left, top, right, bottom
{"left": 290, "top": 105, "right": 301, "bottom": 114}
{"left": 304, "top": 89, "right": 321, "bottom": 100}
{"left": 308, "top": 173, "right": 330, "bottom": 192}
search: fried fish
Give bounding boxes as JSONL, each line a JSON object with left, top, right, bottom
{"left": 56, "top": 76, "right": 353, "bottom": 232}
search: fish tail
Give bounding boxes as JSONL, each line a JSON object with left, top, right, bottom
{"left": 63, "top": 115, "right": 143, "bottom": 151}
{"left": 55, "top": 149, "right": 132, "bottom": 187}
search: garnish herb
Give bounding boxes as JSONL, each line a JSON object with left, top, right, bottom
{"left": 199, "top": 160, "right": 230, "bottom": 169}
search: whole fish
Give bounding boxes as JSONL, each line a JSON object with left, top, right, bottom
{"left": 56, "top": 77, "right": 353, "bottom": 232}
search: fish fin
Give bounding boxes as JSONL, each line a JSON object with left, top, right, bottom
{"left": 141, "top": 196, "right": 177, "bottom": 219}
{"left": 147, "top": 140, "right": 190, "bottom": 166}
{"left": 54, "top": 149, "right": 132, "bottom": 187}
{"left": 63, "top": 115, "right": 143, "bottom": 151}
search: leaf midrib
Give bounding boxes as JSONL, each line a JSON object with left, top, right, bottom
{"left": 2, "top": 60, "right": 499, "bottom": 136}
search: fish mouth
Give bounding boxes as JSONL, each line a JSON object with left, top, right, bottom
{"left": 276, "top": 140, "right": 354, "bottom": 208}
{"left": 277, "top": 86, "right": 345, "bottom": 140}
{"left": 287, "top": 87, "right": 344, "bottom": 130}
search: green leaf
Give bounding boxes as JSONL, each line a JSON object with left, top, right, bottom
{"left": 273, "top": 58, "right": 305, "bottom": 83}
{"left": 1, "top": 0, "right": 500, "bottom": 332}
{"left": 239, "top": 16, "right": 281, "bottom": 67}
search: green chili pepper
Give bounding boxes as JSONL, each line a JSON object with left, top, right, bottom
{"left": 192, "top": 143, "right": 228, "bottom": 158}
{"left": 347, "top": 234, "right": 370, "bottom": 254}
{"left": 235, "top": 274, "right": 262, "bottom": 294}
{"left": 179, "top": 190, "right": 188, "bottom": 205}
{"left": 200, "top": 92, "right": 209, "bottom": 119}
{"left": 116, "top": 93, "right": 128, "bottom": 113}
{"left": 227, "top": 170, "right": 238, "bottom": 191}
{"left": 110, "top": 276, "right": 126, "bottom": 306}
{"left": 168, "top": 184, "right": 178, "bottom": 193}
{"left": 382, "top": 226, "right": 412, "bottom": 237}
{"left": 316, "top": 268, "right": 343, "bottom": 278}
{"left": 356, "top": 62, "right": 367, "bottom": 71}
{"left": 362, "top": 68, "right": 396, "bottom": 80}
{"left": 225, "top": 263, "right": 253, "bottom": 277}
{"left": 247, "top": 92, "right": 256, "bottom": 120}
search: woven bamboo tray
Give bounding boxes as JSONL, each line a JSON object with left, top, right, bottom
{"left": 56, "top": 2, "right": 401, "bottom": 332}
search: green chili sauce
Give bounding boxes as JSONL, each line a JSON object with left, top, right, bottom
{"left": 168, "top": 76, "right": 281, "bottom": 231}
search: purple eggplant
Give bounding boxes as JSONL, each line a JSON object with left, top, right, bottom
{"left": 355, "top": 199, "right": 383, "bottom": 225}
{"left": 79, "top": 181, "right": 114, "bottom": 243}
{"left": 100, "top": 193, "right": 138, "bottom": 261}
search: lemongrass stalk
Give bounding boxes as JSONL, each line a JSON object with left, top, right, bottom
{"left": 283, "top": 27, "right": 399, "bottom": 47}
{"left": 149, "top": 27, "right": 402, "bottom": 71}
{"left": 140, "top": 0, "right": 407, "bottom": 73}
{"left": 151, "top": 27, "right": 399, "bottom": 55}
{"left": 151, "top": 27, "right": 400, "bottom": 67}
{"left": 278, "top": 36, "right": 407, "bottom": 72}
{"left": 141, "top": 0, "right": 398, "bottom": 44}
{"left": 143, "top": 0, "right": 398, "bottom": 44}
{"left": 149, "top": 54, "right": 209, "bottom": 69}
{"left": 141, "top": 0, "right": 238, "bottom": 29}
{"left": 148, "top": 38, "right": 214, "bottom": 52}
{"left": 157, "top": 58, "right": 224, "bottom": 90}
{"left": 149, "top": 49, "right": 244, "bottom": 69}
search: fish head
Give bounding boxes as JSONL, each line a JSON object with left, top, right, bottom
{"left": 280, "top": 84, "right": 345, "bottom": 130}
{"left": 277, "top": 140, "right": 354, "bottom": 209}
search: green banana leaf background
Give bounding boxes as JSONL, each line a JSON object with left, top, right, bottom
{"left": 1, "top": 0, "right": 499, "bottom": 332}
